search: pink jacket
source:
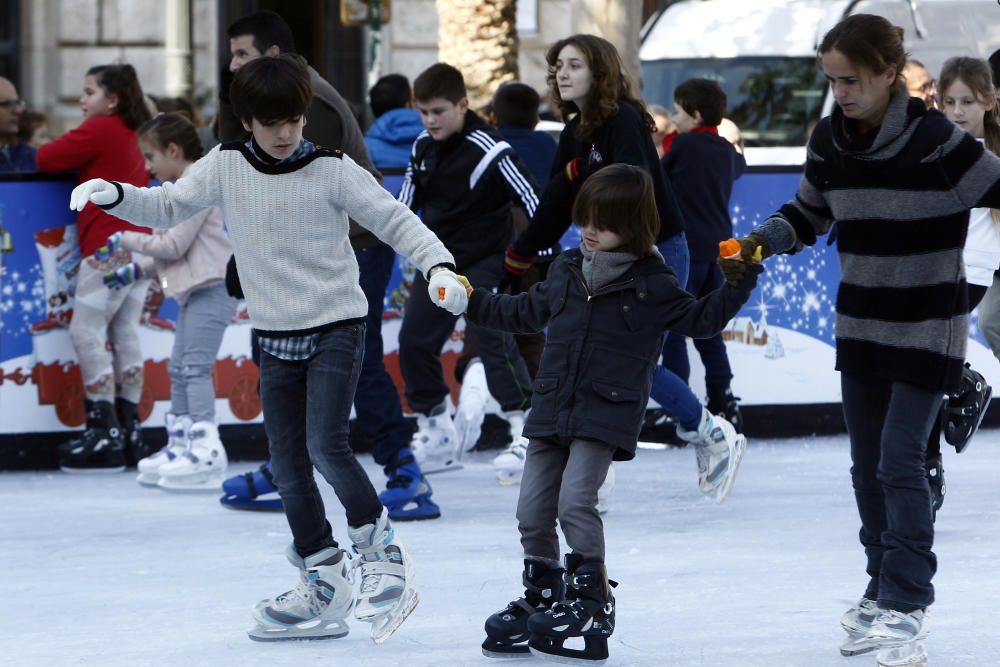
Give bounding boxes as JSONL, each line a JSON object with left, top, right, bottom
{"left": 120, "top": 204, "right": 231, "bottom": 304}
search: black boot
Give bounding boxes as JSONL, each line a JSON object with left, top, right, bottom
{"left": 527, "top": 554, "right": 616, "bottom": 664}
{"left": 59, "top": 400, "right": 126, "bottom": 473}
{"left": 482, "top": 558, "right": 565, "bottom": 657}
{"left": 707, "top": 385, "right": 744, "bottom": 433}
{"left": 116, "top": 397, "right": 152, "bottom": 466}
{"left": 926, "top": 454, "right": 945, "bottom": 521}
{"left": 638, "top": 408, "right": 685, "bottom": 447}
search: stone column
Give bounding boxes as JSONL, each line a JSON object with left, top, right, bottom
{"left": 164, "top": 0, "right": 193, "bottom": 99}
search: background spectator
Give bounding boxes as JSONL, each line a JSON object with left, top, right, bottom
{"left": 17, "top": 109, "right": 51, "bottom": 149}
{"left": 0, "top": 77, "right": 36, "bottom": 171}
{"left": 364, "top": 73, "right": 423, "bottom": 169}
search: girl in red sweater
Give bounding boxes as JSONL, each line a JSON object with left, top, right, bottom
{"left": 36, "top": 63, "right": 153, "bottom": 472}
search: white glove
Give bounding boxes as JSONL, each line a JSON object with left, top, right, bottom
{"left": 69, "top": 179, "right": 118, "bottom": 211}
{"left": 428, "top": 268, "right": 470, "bottom": 316}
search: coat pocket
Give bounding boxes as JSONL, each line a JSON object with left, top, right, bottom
{"left": 589, "top": 379, "right": 644, "bottom": 432}
{"left": 529, "top": 375, "right": 561, "bottom": 422}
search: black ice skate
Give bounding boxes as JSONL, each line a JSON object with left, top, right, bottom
{"left": 941, "top": 362, "right": 992, "bottom": 453}
{"left": 707, "top": 385, "right": 744, "bottom": 433}
{"left": 925, "top": 455, "right": 945, "bottom": 520}
{"left": 527, "top": 554, "right": 616, "bottom": 665}
{"left": 482, "top": 558, "right": 565, "bottom": 658}
{"left": 116, "top": 397, "right": 152, "bottom": 466}
{"left": 59, "top": 400, "right": 126, "bottom": 473}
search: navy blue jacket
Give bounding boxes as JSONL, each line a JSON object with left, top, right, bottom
{"left": 662, "top": 132, "right": 745, "bottom": 262}
{"left": 498, "top": 126, "right": 558, "bottom": 188}
{"left": 0, "top": 141, "right": 37, "bottom": 172}
{"left": 467, "top": 248, "right": 760, "bottom": 459}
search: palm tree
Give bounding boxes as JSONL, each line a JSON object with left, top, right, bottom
{"left": 436, "top": 0, "right": 519, "bottom": 110}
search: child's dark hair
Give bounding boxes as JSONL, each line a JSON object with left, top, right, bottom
{"left": 229, "top": 54, "right": 312, "bottom": 126}
{"left": 572, "top": 164, "right": 659, "bottom": 256}
{"left": 674, "top": 79, "right": 727, "bottom": 127}
{"left": 152, "top": 95, "right": 201, "bottom": 125}
{"left": 818, "top": 14, "right": 907, "bottom": 90}
{"left": 546, "top": 34, "right": 655, "bottom": 141}
{"left": 413, "top": 63, "right": 467, "bottom": 104}
{"left": 17, "top": 109, "right": 48, "bottom": 143}
{"left": 138, "top": 112, "right": 203, "bottom": 161}
{"left": 493, "top": 82, "right": 540, "bottom": 129}
{"left": 87, "top": 64, "right": 152, "bottom": 130}
{"left": 227, "top": 10, "right": 297, "bottom": 54}
{"left": 369, "top": 74, "right": 412, "bottom": 118}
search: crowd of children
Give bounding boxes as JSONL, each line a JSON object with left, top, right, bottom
{"left": 4, "top": 6, "right": 997, "bottom": 664}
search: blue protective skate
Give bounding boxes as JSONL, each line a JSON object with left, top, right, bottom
{"left": 379, "top": 448, "right": 440, "bottom": 521}
{"left": 220, "top": 460, "right": 283, "bottom": 511}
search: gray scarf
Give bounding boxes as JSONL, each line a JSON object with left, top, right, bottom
{"left": 580, "top": 244, "right": 662, "bottom": 292}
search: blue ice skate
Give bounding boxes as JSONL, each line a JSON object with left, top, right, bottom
{"left": 379, "top": 448, "right": 440, "bottom": 521}
{"left": 220, "top": 461, "right": 283, "bottom": 511}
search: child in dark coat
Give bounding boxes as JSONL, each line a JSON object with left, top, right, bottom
{"left": 474, "top": 164, "right": 761, "bottom": 664}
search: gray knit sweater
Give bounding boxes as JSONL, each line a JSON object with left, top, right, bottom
{"left": 100, "top": 142, "right": 454, "bottom": 335}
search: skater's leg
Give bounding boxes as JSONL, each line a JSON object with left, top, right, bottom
{"left": 977, "top": 272, "right": 1000, "bottom": 360}
{"left": 557, "top": 439, "right": 615, "bottom": 562}
{"left": 690, "top": 262, "right": 735, "bottom": 391}
{"left": 305, "top": 324, "right": 384, "bottom": 530}
{"left": 69, "top": 260, "right": 118, "bottom": 404}
{"left": 516, "top": 437, "right": 569, "bottom": 563}
{"left": 398, "top": 270, "right": 457, "bottom": 415}
{"left": 171, "top": 283, "right": 236, "bottom": 424}
{"left": 168, "top": 294, "right": 191, "bottom": 418}
{"left": 878, "top": 381, "right": 940, "bottom": 613}
{"left": 107, "top": 275, "right": 149, "bottom": 404}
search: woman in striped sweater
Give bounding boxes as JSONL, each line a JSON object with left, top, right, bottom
{"left": 720, "top": 14, "right": 1000, "bottom": 663}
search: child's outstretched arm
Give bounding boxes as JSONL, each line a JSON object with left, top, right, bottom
{"left": 466, "top": 280, "right": 552, "bottom": 334}
{"left": 69, "top": 148, "right": 221, "bottom": 230}
{"left": 660, "top": 261, "right": 763, "bottom": 339}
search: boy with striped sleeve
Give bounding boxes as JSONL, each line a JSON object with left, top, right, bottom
{"left": 397, "top": 63, "right": 540, "bottom": 473}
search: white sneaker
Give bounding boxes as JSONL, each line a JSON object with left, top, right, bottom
{"left": 411, "top": 400, "right": 461, "bottom": 474}
{"left": 677, "top": 408, "right": 746, "bottom": 503}
{"left": 349, "top": 507, "right": 419, "bottom": 643}
{"left": 840, "top": 607, "right": 930, "bottom": 658}
{"left": 493, "top": 436, "right": 528, "bottom": 485}
{"left": 136, "top": 413, "right": 191, "bottom": 486}
{"left": 453, "top": 359, "right": 490, "bottom": 452}
{"left": 157, "top": 421, "right": 228, "bottom": 492}
{"left": 248, "top": 544, "right": 355, "bottom": 642}
{"left": 596, "top": 463, "right": 615, "bottom": 515}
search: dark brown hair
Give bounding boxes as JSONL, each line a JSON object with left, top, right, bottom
{"left": 818, "top": 14, "right": 907, "bottom": 89}
{"left": 572, "top": 164, "right": 659, "bottom": 256}
{"left": 138, "top": 112, "right": 203, "bottom": 162}
{"left": 413, "top": 63, "right": 467, "bottom": 104}
{"left": 87, "top": 64, "right": 152, "bottom": 130}
{"left": 674, "top": 78, "right": 727, "bottom": 127}
{"left": 17, "top": 109, "right": 48, "bottom": 143}
{"left": 229, "top": 54, "right": 312, "bottom": 125}
{"left": 546, "top": 34, "right": 654, "bottom": 141}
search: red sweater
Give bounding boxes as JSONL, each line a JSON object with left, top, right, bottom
{"left": 36, "top": 114, "right": 150, "bottom": 257}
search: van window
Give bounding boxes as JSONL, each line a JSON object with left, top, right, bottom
{"left": 641, "top": 56, "right": 826, "bottom": 148}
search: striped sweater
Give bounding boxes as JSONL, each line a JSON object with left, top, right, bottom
{"left": 759, "top": 89, "right": 1000, "bottom": 392}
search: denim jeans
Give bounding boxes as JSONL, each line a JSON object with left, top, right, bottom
{"left": 355, "top": 245, "right": 414, "bottom": 466}
{"left": 841, "top": 372, "right": 940, "bottom": 612}
{"left": 651, "top": 232, "right": 702, "bottom": 430}
{"left": 260, "top": 324, "right": 383, "bottom": 557}
{"left": 662, "top": 259, "right": 734, "bottom": 390}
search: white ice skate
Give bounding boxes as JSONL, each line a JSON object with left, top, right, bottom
{"left": 840, "top": 607, "right": 930, "bottom": 658}
{"left": 136, "top": 413, "right": 191, "bottom": 486}
{"left": 157, "top": 421, "right": 228, "bottom": 493}
{"left": 410, "top": 401, "right": 462, "bottom": 475}
{"left": 492, "top": 411, "right": 529, "bottom": 485}
{"left": 677, "top": 408, "right": 746, "bottom": 503}
{"left": 596, "top": 463, "right": 615, "bottom": 515}
{"left": 453, "top": 359, "right": 500, "bottom": 452}
{"left": 248, "top": 544, "right": 355, "bottom": 642}
{"left": 349, "top": 507, "right": 419, "bottom": 644}
{"left": 841, "top": 597, "right": 879, "bottom": 637}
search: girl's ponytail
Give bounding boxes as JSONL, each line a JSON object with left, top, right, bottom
{"left": 88, "top": 63, "right": 153, "bottom": 130}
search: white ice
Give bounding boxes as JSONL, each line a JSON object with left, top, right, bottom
{"left": 4, "top": 432, "right": 999, "bottom": 666}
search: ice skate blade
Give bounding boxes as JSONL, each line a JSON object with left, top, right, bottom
{"left": 421, "top": 462, "right": 463, "bottom": 476}
{"left": 482, "top": 644, "right": 533, "bottom": 659}
{"left": 247, "top": 618, "right": 350, "bottom": 642}
{"left": 528, "top": 646, "right": 607, "bottom": 666}
{"left": 60, "top": 465, "right": 126, "bottom": 474}
{"left": 136, "top": 472, "right": 160, "bottom": 486}
{"left": 158, "top": 475, "right": 226, "bottom": 493}
{"left": 219, "top": 495, "right": 284, "bottom": 512}
{"left": 877, "top": 640, "right": 927, "bottom": 666}
{"left": 387, "top": 508, "right": 441, "bottom": 522}
{"left": 367, "top": 587, "right": 419, "bottom": 644}
{"left": 713, "top": 434, "right": 747, "bottom": 504}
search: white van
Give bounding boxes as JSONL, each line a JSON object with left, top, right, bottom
{"left": 640, "top": 0, "right": 1000, "bottom": 164}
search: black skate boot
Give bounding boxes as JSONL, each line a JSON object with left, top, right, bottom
{"left": 942, "top": 362, "right": 992, "bottom": 453}
{"left": 59, "top": 400, "right": 126, "bottom": 473}
{"left": 527, "top": 554, "right": 617, "bottom": 665}
{"left": 707, "top": 384, "right": 744, "bottom": 433}
{"left": 116, "top": 397, "right": 152, "bottom": 467}
{"left": 926, "top": 454, "right": 945, "bottom": 521}
{"left": 638, "top": 408, "right": 685, "bottom": 447}
{"left": 482, "top": 558, "right": 565, "bottom": 657}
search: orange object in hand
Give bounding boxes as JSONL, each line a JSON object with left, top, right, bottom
{"left": 719, "top": 238, "right": 742, "bottom": 259}
{"left": 438, "top": 287, "right": 446, "bottom": 301}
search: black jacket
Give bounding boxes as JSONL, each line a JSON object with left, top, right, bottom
{"left": 467, "top": 249, "right": 760, "bottom": 459}
{"left": 513, "top": 101, "right": 686, "bottom": 257}
{"left": 398, "top": 110, "right": 541, "bottom": 270}
{"left": 663, "top": 132, "right": 745, "bottom": 262}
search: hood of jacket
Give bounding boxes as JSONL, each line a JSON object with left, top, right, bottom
{"left": 366, "top": 108, "right": 425, "bottom": 146}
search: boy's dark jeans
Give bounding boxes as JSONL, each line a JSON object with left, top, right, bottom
{"left": 355, "top": 245, "right": 415, "bottom": 467}
{"left": 662, "top": 259, "right": 734, "bottom": 389}
{"left": 399, "top": 253, "right": 532, "bottom": 415}
{"left": 841, "top": 372, "right": 940, "bottom": 612}
{"left": 260, "top": 324, "right": 383, "bottom": 557}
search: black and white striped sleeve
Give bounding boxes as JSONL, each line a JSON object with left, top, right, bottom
{"left": 397, "top": 133, "right": 426, "bottom": 211}
{"left": 467, "top": 130, "right": 540, "bottom": 217}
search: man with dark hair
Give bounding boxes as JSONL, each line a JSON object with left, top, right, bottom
{"left": 218, "top": 10, "right": 441, "bottom": 522}
{"left": 0, "top": 77, "right": 36, "bottom": 172}
{"left": 364, "top": 74, "right": 423, "bottom": 169}
{"left": 493, "top": 82, "right": 557, "bottom": 188}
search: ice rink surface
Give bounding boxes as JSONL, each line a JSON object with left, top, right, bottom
{"left": 4, "top": 431, "right": 999, "bottom": 667}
